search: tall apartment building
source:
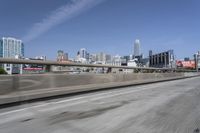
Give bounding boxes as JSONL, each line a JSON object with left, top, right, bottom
{"left": 0, "top": 37, "right": 24, "bottom": 74}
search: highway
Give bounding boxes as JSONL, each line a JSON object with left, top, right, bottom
{"left": 0, "top": 76, "right": 200, "bottom": 133}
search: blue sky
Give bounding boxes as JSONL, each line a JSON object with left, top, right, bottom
{"left": 0, "top": 0, "right": 200, "bottom": 60}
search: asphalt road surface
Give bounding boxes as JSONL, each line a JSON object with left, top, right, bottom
{"left": 0, "top": 76, "right": 200, "bottom": 133}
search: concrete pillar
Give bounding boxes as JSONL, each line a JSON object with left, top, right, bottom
{"left": 45, "top": 65, "right": 52, "bottom": 72}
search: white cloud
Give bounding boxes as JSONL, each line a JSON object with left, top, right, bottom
{"left": 23, "top": 0, "right": 105, "bottom": 43}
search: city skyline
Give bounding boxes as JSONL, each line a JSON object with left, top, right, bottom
{"left": 0, "top": 0, "right": 200, "bottom": 59}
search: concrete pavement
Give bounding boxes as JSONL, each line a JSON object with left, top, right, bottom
{"left": 0, "top": 76, "right": 200, "bottom": 133}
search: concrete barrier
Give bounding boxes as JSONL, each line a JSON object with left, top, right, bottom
{"left": 0, "top": 73, "right": 185, "bottom": 94}
{"left": 0, "top": 72, "right": 199, "bottom": 105}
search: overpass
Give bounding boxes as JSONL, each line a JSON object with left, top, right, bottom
{"left": 1, "top": 58, "right": 197, "bottom": 73}
{"left": 0, "top": 58, "right": 174, "bottom": 72}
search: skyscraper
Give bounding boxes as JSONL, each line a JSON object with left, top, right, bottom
{"left": 134, "top": 39, "right": 140, "bottom": 57}
{"left": 80, "top": 48, "right": 87, "bottom": 59}
{"left": 57, "top": 50, "right": 68, "bottom": 62}
{"left": 0, "top": 37, "right": 24, "bottom": 74}
{"left": 64, "top": 53, "right": 68, "bottom": 61}
{"left": 57, "top": 50, "right": 64, "bottom": 62}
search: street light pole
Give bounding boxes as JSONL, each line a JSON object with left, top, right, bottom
{"left": 194, "top": 53, "right": 199, "bottom": 72}
{"left": 197, "top": 53, "right": 199, "bottom": 72}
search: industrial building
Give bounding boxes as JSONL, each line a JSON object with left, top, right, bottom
{"left": 149, "top": 50, "right": 175, "bottom": 68}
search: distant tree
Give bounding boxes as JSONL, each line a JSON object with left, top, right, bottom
{"left": 0, "top": 67, "right": 7, "bottom": 74}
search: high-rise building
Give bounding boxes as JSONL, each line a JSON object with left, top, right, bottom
{"left": 96, "top": 52, "right": 106, "bottom": 63}
{"left": 86, "top": 52, "right": 90, "bottom": 61}
{"left": 0, "top": 39, "right": 3, "bottom": 58}
{"left": 112, "top": 55, "right": 121, "bottom": 66}
{"left": 106, "top": 54, "right": 112, "bottom": 62}
{"left": 76, "top": 48, "right": 90, "bottom": 63}
{"left": 0, "top": 37, "right": 24, "bottom": 58}
{"left": 80, "top": 48, "right": 87, "bottom": 59}
{"left": 89, "top": 53, "right": 112, "bottom": 64}
{"left": 57, "top": 50, "right": 64, "bottom": 62}
{"left": 89, "top": 54, "right": 97, "bottom": 62}
{"left": 64, "top": 53, "right": 68, "bottom": 61}
{"left": 194, "top": 51, "right": 200, "bottom": 70}
{"left": 134, "top": 39, "right": 140, "bottom": 57}
{"left": 57, "top": 50, "right": 68, "bottom": 62}
{"left": 0, "top": 37, "right": 24, "bottom": 74}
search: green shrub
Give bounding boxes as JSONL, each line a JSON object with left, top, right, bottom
{"left": 0, "top": 67, "right": 7, "bottom": 74}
